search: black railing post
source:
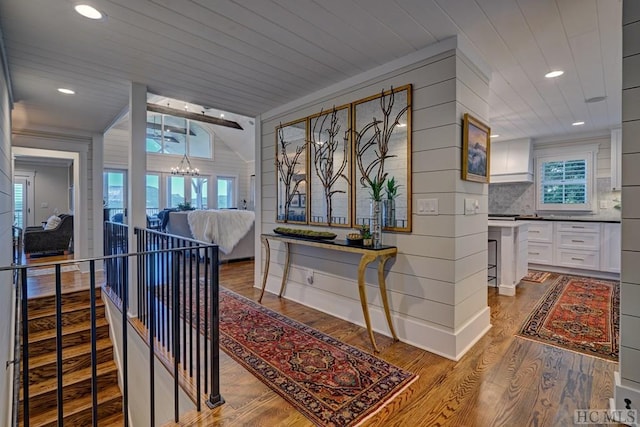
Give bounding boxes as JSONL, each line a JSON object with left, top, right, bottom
{"left": 90, "top": 261, "right": 98, "bottom": 426}
{"left": 122, "top": 253, "right": 129, "bottom": 427}
{"left": 55, "top": 265, "right": 64, "bottom": 422}
{"left": 172, "top": 249, "right": 180, "bottom": 422}
{"left": 207, "top": 246, "right": 224, "bottom": 408}
{"left": 21, "top": 268, "right": 29, "bottom": 427}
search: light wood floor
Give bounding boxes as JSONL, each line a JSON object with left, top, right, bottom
{"left": 174, "top": 261, "right": 621, "bottom": 427}
{"left": 22, "top": 256, "right": 621, "bottom": 426}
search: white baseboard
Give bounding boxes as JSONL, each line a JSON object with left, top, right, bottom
{"left": 260, "top": 281, "right": 492, "bottom": 361}
{"left": 529, "top": 263, "right": 620, "bottom": 280}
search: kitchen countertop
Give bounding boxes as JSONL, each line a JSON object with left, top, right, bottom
{"left": 515, "top": 216, "right": 620, "bottom": 223}
{"left": 488, "top": 220, "right": 529, "bottom": 228}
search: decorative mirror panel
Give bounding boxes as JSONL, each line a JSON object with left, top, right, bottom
{"left": 308, "top": 106, "right": 351, "bottom": 227}
{"left": 275, "top": 119, "right": 308, "bottom": 224}
{"left": 352, "top": 85, "right": 412, "bottom": 232}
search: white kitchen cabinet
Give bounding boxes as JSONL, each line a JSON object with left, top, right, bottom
{"left": 489, "top": 138, "right": 533, "bottom": 183}
{"left": 526, "top": 220, "right": 620, "bottom": 276}
{"left": 601, "top": 223, "right": 621, "bottom": 273}
{"left": 527, "top": 222, "right": 553, "bottom": 265}
{"left": 488, "top": 221, "right": 529, "bottom": 296}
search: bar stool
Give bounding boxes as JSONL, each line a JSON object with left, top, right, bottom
{"left": 488, "top": 239, "right": 497, "bottom": 287}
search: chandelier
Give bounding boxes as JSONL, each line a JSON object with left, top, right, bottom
{"left": 171, "top": 153, "right": 200, "bottom": 176}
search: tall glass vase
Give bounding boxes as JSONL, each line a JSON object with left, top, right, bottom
{"left": 382, "top": 199, "right": 396, "bottom": 228}
{"left": 370, "top": 199, "right": 383, "bottom": 248}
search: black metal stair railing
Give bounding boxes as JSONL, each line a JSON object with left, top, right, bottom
{"left": 5, "top": 224, "right": 223, "bottom": 426}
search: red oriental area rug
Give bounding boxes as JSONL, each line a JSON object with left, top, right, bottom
{"left": 218, "top": 288, "right": 418, "bottom": 426}
{"left": 517, "top": 275, "right": 619, "bottom": 361}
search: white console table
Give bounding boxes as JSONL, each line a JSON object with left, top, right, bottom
{"left": 488, "top": 221, "right": 529, "bottom": 296}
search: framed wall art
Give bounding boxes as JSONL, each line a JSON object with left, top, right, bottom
{"left": 462, "top": 113, "right": 491, "bottom": 183}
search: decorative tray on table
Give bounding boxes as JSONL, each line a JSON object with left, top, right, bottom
{"left": 346, "top": 233, "right": 364, "bottom": 245}
{"left": 273, "top": 227, "right": 337, "bottom": 240}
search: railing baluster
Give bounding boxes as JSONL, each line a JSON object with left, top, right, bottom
{"left": 90, "top": 261, "right": 98, "bottom": 426}
{"left": 195, "top": 246, "right": 201, "bottom": 411}
{"left": 204, "top": 250, "right": 209, "bottom": 395}
{"left": 21, "top": 268, "right": 29, "bottom": 427}
{"left": 55, "top": 265, "right": 64, "bottom": 423}
{"left": 149, "top": 249, "right": 156, "bottom": 427}
{"left": 173, "top": 250, "right": 180, "bottom": 422}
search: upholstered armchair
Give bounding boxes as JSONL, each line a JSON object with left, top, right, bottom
{"left": 23, "top": 214, "right": 74, "bottom": 256}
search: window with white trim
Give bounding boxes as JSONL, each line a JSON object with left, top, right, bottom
{"left": 535, "top": 144, "right": 598, "bottom": 212}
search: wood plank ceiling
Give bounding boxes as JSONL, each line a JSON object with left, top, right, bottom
{"left": 0, "top": 0, "right": 622, "bottom": 150}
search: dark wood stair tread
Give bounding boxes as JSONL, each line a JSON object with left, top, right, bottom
{"left": 20, "top": 360, "right": 118, "bottom": 400}
{"left": 27, "top": 337, "right": 113, "bottom": 369}
{"left": 28, "top": 298, "right": 105, "bottom": 320}
{"left": 27, "top": 317, "right": 109, "bottom": 344}
{"left": 23, "top": 384, "right": 122, "bottom": 427}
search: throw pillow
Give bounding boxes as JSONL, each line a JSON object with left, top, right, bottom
{"left": 44, "top": 215, "right": 61, "bottom": 230}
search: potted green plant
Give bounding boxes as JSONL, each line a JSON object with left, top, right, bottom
{"left": 383, "top": 176, "right": 401, "bottom": 228}
{"left": 360, "top": 224, "right": 372, "bottom": 246}
{"left": 368, "top": 176, "right": 385, "bottom": 202}
{"left": 177, "top": 201, "right": 195, "bottom": 211}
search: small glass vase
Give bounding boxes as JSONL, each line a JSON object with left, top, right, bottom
{"left": 370, "top": 199, "right": 383, "bottom": 248}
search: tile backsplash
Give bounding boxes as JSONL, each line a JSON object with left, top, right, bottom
{"left": 489, "top": 178, "right": 621, "bottom": 220}
{"left": 488, "top": 182, "right": 535, "bottom": 215}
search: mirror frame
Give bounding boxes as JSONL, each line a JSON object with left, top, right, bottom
{"left": 307, "top": 105, "right": 352, "bottom": 228}
{"left": 351, "top": 85, "right": 412, "bottom": 233}
{"left": 275, "top": 118, "right": 308, "bottom": 224}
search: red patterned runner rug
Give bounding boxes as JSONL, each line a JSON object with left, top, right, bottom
{"left": 218, "top": 288, "right": 418, "bottom": 426}
{"left": 522, "top": 270, "right": 552, "bottom": 283}
{"left": 517, "top": 275, "right": 619, "bottom": 361}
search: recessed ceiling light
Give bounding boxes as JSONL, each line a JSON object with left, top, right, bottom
{"left": 572, "top": 121, "right": 585, "bottom": 126}
{"left": 57, "top": 88, "right": 75, "bottom": 95}
{"left": 586, "top": 96, "right": 607, "bottom": 103}
{"left": 220, "top": 113, "right": 225, "bottom": 118}
{"left": 490, "top": 134, "right": 500, "bottom": 138}
{"left": 74, "top": 4, "right": 105, "bottom": 20}
{"left": 545, "top": 70, "right": 564, "bottom": 78}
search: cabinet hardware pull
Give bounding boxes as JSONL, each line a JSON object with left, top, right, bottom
{"left": 572, "top": 226, "right": 584, "bottom": 229}
{"left": 571, "top": 239, "right": 584, "bottom": 243}
{"left": 571, "top": 257, "right": 585, "bottom": 261}
{"left": 529, "top": 252, "right": 540, "bottom": 255}
{"left": 530, "top": 230, "right": 540, "bottom": 233}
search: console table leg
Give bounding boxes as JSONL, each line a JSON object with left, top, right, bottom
{"left": 258, "top": 237, "right": 270, "bottom": 303}
{"left": 278, "top": 242, "right": 291, "bottom": 298}
{"left": 358, "top": 253, "right": 379, "bottom": 352}
{"left": 378, "top": 254, "right": 398, "bottom": 341}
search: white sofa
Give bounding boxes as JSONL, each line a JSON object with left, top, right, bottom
{"left": 165, "top": 211, "right": 255, "bottom": 262}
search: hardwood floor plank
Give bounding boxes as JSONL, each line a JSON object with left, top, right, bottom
{"left": 30, "top": 256, "right": 620, "bottom": 426}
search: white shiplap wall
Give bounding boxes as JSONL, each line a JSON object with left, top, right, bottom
{"left": 104, "top": 128, "right": 252, "bottom": 207}
{"left": 259, "top": 42, "right": 491, "bottom": 360}
{"left": 616, "top": 0, "right": 640, "bottom": 412}
{"left": 0, "top": 50, "right": 13, "bottom": 423}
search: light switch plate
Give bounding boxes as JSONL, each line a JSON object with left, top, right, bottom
{"left": 464, "top": 198, "right": 479, "bottom": 215}
{"left": 417, "top": 198, "right": 438, "bottom": 215}
{"left": 600, "top": 200, "right": 608, "bottom": 209}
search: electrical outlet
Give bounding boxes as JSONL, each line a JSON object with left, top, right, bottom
{"left": 306, "top": 269, "right": 314, "bottom": 285}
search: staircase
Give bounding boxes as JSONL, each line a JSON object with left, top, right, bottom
{"left": 20, "top": 288, "right": 124, "bottom": 427}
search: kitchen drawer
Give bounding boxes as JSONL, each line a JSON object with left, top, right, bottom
{"left": 555, "top": 222, "right": 600, "bottom": 233}
{"left": 557, "top": 231, "right": 600, "bottom": 250}
{"left": 527, "top": 222, "right": 553, "bottom": 243}
{"left": 527, "top": 242, "right": 553, "bottom": 265}
{"left": 556, "top": 249, "right": 600, "bottom": 270}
